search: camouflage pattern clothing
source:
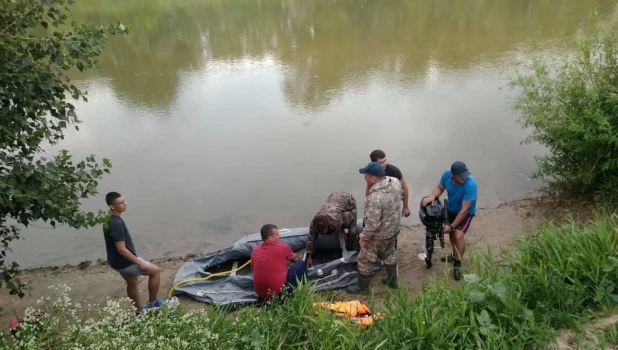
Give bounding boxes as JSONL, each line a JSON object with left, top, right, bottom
{"left": 306, "top": 191, "right": 357, "bottom": 255}
{"left": 358, "top": 177, "right": 403, "bottom": 276}
{"left": 357, "top": 236, "right": 398, "bottom": 276}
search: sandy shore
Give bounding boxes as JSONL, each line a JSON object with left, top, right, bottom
{"left": 0, "top": 194, "right": 594, "bottom": 329}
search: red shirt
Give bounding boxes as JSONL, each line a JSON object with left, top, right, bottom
{"left": 251, "top": 242, "right": 294, "bottom": 299}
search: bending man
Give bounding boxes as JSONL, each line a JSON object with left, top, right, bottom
{"left": 422, "top": 161, "right": 478, "bottom": 281}
{"left": 348, "top": 162, "right": 403, "bottom": 293}
{"left": 305, "top": 191, "right": 357, "bottom": 267}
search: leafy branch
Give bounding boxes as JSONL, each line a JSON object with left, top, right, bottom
{"left": 0, "top": 0, "right": 127, "bottom": 296}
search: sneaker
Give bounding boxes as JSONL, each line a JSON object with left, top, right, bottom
{"left": 142, "top": 299, "right": 166, "bottom": 310}
{"left": 441, "top": 255, "right": 455, "bottom": 263}
{"left": 166, "top": 297, "right": 180, "bottom": 313}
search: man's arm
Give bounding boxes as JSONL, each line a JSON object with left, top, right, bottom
{"left": 400, "top": 177, "right": 410, "bottom": 213}
{"left": 360, "top": 195, "right": 380, "bottom": 241}
{"left": 429, "top": 184, "right": 445, "bottom": 200}
{"left": 341, "top": 210, "right": 357, "bottom": 237}
{"left": 285, "top": 245, "right": 302, "bottom": 262}
{"left": 114, "top": 241, "right": 143, "bottom": 266}
{"left": 450, "top": 180, "right": 477, "bottom": 228}
{"left": 108, "top": 221, "right": 142, "bottom": 266}
{"left": 423, "top": 183, "right": 445, "bottom": 206}
{"left": 422, "top": 171, "right": 447, "bottom": 206}
{"left": 305, "top": 224, "right": 318, "bottom": 256}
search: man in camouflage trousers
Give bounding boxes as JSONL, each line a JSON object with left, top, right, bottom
{"left": 305, "top": 191, "right": 357, "bottom": 267}
{"left": 348, "top": 162, "right": 403, "bottom": 293}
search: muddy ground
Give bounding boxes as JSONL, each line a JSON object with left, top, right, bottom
{"left": 0, "top": 194, "right": 596, "bottom": 330}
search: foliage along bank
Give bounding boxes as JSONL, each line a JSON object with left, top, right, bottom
{"left": 0, "top": 0, "right": 125, "bottom": 298}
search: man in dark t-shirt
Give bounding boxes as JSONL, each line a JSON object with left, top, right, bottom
{"left": 103, "top": 192, "right": 163, "bottom": 313}
{"left": 368, "top": 150, "right": 410, "bottom": 217}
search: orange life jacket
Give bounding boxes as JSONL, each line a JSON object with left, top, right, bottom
{"left": 312, "top": 299, "right": 384, "bottom": 327}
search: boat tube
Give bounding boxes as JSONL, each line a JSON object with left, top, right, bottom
{"left": 171, "top": 220, "right": 382, "bottom": 306}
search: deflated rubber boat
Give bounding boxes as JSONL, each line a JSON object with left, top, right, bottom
{"left": 170, "top": 220, "right": 378, "bottom": 306}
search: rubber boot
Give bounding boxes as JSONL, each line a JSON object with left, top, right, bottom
{"left": 381, "top": 264, "right": 398, "bottom": 289}
{"left": 453, "top": 259, "right": 462, "bottom": 281}
{"left": 347, "top": 274, "right": 372, "bottom": 294}
{"left": 441, "top": 254, "right": 455, "bottom": 263}
{"left": 345, "top": 232, "right": 359, "bottom": 252}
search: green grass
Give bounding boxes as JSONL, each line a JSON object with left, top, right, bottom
{"left": 604, "top": 322, "right": 618, "bottom": 344}
{"left": 599, "top": 322, "right": 618, "bottom": 348}
{"left": 2, "top": 214, "right": 618, "bottom": 349}
{"left": 572, "top": 318, "right": 618, "bottom": 349}
{"left": 490, "top": 214, "right": 618, "bottom": 328}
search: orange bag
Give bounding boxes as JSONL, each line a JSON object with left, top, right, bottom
{"left": 312, "top": 299, "right": 383, "bottom": 327}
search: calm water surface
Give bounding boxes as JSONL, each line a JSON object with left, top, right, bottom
{"left": 9, "top": 0, "right": 618, "bottom": 267}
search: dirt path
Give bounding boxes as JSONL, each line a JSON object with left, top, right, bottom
{"left": 553, "top": 312, "right": 618, "bottom": 350}
{"left": 0, "top": 195, "right": 593, "bottom": 330}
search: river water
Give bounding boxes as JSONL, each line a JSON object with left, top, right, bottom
{"left": 8, "top": 0, "right": 618, "bottom": 267}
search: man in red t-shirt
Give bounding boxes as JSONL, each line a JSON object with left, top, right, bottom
{"left": 251, "top": 224, "right": 306, "bottom": 300}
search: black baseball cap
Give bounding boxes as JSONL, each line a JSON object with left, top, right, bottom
{"left": 451, "top": 161, "right": 470, "bottom": 178}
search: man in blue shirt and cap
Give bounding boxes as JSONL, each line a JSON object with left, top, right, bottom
{"left": 422, "top": 161, "right": 478, "bottom": 281}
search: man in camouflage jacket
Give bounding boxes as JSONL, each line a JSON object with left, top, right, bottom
{"left": 305, "top": 191, "right": 357, "bottom": 267}
{"left": 348, "top": 162, "right": 403, "bottom": 293}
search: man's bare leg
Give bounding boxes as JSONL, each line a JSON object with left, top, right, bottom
{"left": 448, "top": 230, "right": 465, "bottom": 280}
{"left": 143, "top": 263, "right": 161, "bottom": 304}
{"left": 121, "top": 274, "right": 141, "bottom": 312}
{"left": 451, "top": 230, "right": 466, "bottom": 261}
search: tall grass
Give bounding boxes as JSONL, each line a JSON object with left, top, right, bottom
{"left": 599, "top": 322, "right": 618, "bottom": 347}
{"left": 3, "top": 214, "right": 618, "bottom": 349}
{"left": 481, "top": 214, "right": 618, "bottom": 328}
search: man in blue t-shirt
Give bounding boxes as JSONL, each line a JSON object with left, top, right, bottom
{"left": 422, "top": 161, "right": 478, "bottom": 281}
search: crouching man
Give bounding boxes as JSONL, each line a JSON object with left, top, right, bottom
{"left": 347, "top": 162, "right": 403, "bottom": 293}
{"left": 305, "top": 191, "right": 358, "bottom": 267}
{"left": 251, "top": 224, "right": 306, "bottom": 300}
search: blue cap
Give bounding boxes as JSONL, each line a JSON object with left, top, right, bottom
{"left": 451, "top": 161, "right": 470, "bottom": 178}
{"left": 359, "top": 162, "right": 385, "bottom": 176}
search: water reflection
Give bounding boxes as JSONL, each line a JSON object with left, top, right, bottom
{"left": 9, "top": 0, "right": 616, "bottom": 268}
{"left": 72, "top": 0, "right": 617, "bottom": 112}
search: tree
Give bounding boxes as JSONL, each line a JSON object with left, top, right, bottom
{"left": 510, "top": 19, "right": 618, "bottom": 208}
{"left": 0, "top": 0, "right": 127, "bottom": 297}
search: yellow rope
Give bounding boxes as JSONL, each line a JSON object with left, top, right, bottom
{"left": 167, "top": 259, "right": 252, "bottom": 299}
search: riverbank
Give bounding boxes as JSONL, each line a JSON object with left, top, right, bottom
{"left": 0, "top": 194, "right": 595, "bottom": 329}
{"left": 4, "top": 193, "right": 616, "bottom": 349}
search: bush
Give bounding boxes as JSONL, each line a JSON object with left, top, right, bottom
{"left": 0, "top": 0, "right": 126, "bottom": 298}
{"left": 509, "top": 20, "right": 618, "bottom": 207}
{"left": 2, "top": 285, "right": 225, "bottom": 350}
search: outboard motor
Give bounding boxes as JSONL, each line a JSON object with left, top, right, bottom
{"left": 419, "top": 197, "right": 448, "bottom": 269}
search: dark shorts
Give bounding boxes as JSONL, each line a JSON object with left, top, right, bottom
{"left": 447, "top": 212, "right": 475, "bottom": 233}
{"left": 112, "top": 257, "right": 150, "bottom": 276}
